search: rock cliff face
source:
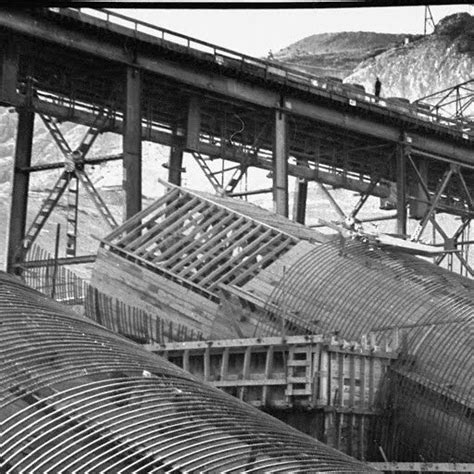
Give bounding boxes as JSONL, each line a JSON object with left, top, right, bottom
{"left": 344, "top": 13, "right": 473, "bottom": 101}
{"left": 276, "top": 12, "right": 473, "bottom": 101}
{"left": 274, "top": 32, "right": 418, "bottom": 78}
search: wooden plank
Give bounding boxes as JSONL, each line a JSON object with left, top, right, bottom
{"left": 141, "top": 200, "right": 209, "bottom": 258}
{"left": 157, "top": 207, "right": 229, "bottom": 268}
{"left": 215, "top": 379, "right": 287, "bottom": 388}
{"left": 204, "top": 346, "right": 210, "bottom": 381}
{"left": 338, "top": 352, "right": 344, "bottom": 406}
{"left": 335, "top": 412, "right": 342, "bottom": 449}
{"left": 186, "top": 220, "right": 259, "bottom": 282}
{"left": 349, "top": 354, "right": 356, "bottom": 407}
{"left": 125, "top": 195, "right": 202, "bottom": 252}
{"left": 91, "top": 249, "right": 218, "bottom": 337}
{"left": 209, "top": 232, "right": 285, "bottom": 288}
{"left": 220, "top": 347, "right": 229, "bottom": 381}
{"left": 360, "top": 355, "right": 367, "bottom": 409}
{"left": 119, "top": 191, "right": 190, "bottom": 247}
{"left": 229, "top": 236, "right": 295, "bottom": 287}
{"left": 106, "top": 188, "right": 180, "bottom": 242}
{"left": 359, "top": 415, "right": 365, "bottom": 460}
{"left": 368, "top": 356, "right": 375, "bottom": 408}
{"left": 262, "top": 345, "right": 274, "bottom": 405}
{"left": 197, "top": 227, "right": 274, "bottom": 286}
{"left": 238, "top": 346, "right": 252, "bottom": 400}
{"left": 181, "top": 219, "right": 256, "bottom": 275}
{"left": 177, "top": 217, "right": 248, "bottom": 277}
{"left": 161, "top": 180, "right": 302, "bottom": 242}
{"left": 148, "top": 334, "right": 326, "bottom": 351}
{"left": 170, "top": 210, "right": 238, "bottom": 272}
{"left": 242, "top": 240, "right": 316, "bottom": 293}
{"left": 319, "top": 350, "right": 329, "bottom": 406}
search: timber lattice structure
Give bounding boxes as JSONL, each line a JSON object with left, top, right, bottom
{"left": 89, "top": 184, "right": 474, "bottom": 464}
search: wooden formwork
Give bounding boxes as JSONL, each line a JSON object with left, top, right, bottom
{"left": 147, "top": 333, "right": 398, "bottom": 459}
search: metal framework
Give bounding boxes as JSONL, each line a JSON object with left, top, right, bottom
{"left": 414, "top": 80, "right": 474, "bottom": 122}
{"left": 254, "top": 240, "right": 473, "bottom": 462}
{"left": 1, "top": 7, "right": 472, "bottom": 280}
{"left": 20, "top": 110, "right": 118, "bottom": 260}
{"left": 0, "top": 271, "right": 374, "bottom": 473}
{"left": 89, "top": 188, "right": 473, "bottom": 464}
{"left": 424, "top": 6, "right": 436, "bottom": 35}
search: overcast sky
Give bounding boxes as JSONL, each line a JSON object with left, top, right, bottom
{"left": 110, "top": 4, "right": 473, "bottom": 57}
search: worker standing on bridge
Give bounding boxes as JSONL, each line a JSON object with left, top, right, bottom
{"left": 374, "top": 77, "right": 382, "bottom": 100}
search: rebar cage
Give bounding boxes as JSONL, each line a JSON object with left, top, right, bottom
{"left": 0, "top": 271, "right": 374, "bottom": 473}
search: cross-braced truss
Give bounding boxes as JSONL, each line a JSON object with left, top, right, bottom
{"left": 19, "top": 110, "right": 118, "bottom": 264}
{"left": 408, "top": 155, "right": 474, "bottom": 276}
{"left": 414, "top": 79, "right": 474, "bottom": 124}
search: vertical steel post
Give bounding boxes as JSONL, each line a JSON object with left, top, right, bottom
{"left": 293, "top": 158, "right": 308, "bottom": 224}
{"left": 409, "top": 158, "right": 428, "bottom": 220}
{"left": 186, "top": 96, "right": 201, "bottom": 151}
{"left": 396, "top": 143, "right": 407, "bottom": 236}
{"left": 123, "top": 66, "right": 142, "bottom": 220}
{"left": 7, "top": 107, "right": 34, "bottom": 273}
{"left": 0, "top": 37, "right": 18, "bottom": 104}
{"left": 51, "top": 223, "right": 60, "bottom": 299}
{"left": 273, "top": 109, "right": 288, "bottom": 217}
{"left": 168, "top": 124, "right": 184, "bottom": 186}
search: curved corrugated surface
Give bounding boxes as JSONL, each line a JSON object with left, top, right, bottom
{"left": 0, "top": 272, "right": 375, "bottom": 473}
{"left": 260, "top": 240, "right": 473, "bottom": 462}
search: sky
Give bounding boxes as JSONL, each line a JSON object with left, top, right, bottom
{"left": 109, "top": 4, "right": 474, "bottom": 57}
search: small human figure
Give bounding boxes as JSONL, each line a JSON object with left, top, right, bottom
{"left": 267, "top": 49, "right": 274, "bottom": 60}
{"left": 374, "top": 77, "right": 382, "bottom": 99}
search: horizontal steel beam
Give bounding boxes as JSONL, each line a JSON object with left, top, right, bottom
{"left": 368, "top": 463, "right": 474, "bottom": 472}
{"left": 19, "top": 153, "right": 123, "bottom": 172}
{"left": 15, "top": 254, "right": 96, "bottom": 268}
{"left": 0, "top": 10, "right": 472, "bottom": 165}
{"left": 22, "top": 98, "right": 391, "bottom": 199}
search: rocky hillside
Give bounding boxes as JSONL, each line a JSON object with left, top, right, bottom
{"left": 274, "top": 32, "right": 419, "bottom": 78}
{"left": 344, "top": 13, "right": 474, "bottom": 101}
{"left": 275, "top": 12, "right": 473, "bottom": 102}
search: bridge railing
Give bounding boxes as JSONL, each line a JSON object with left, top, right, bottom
{"left": 48, "top": 7, "right": 472, "bottom": 139}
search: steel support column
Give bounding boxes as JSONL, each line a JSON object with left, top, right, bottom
{"left": 293, "top": 178, "right": 308, "bottom": 224}
{"left": 0, "top": 36, "right": 18, "bottom": 104}
{"left": 396, "top": 143, "right": 407, "bottom": 236}
{"left": 409, "top": 158, "right": 429, "bottom": 219}
{"left": 273, "top": 109, "right": 288, "bottom": 217}
{"left": 167, "top": 125, "right": 185, "bottom": 186}
{"left": 7, "top": 107, "right": 34, "bottom": 273}
{"left": 186, "top": 96, "right": 201, "bottom": 151}
{"left": 123, "top": 66, "right": 142, "bottom": 219}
